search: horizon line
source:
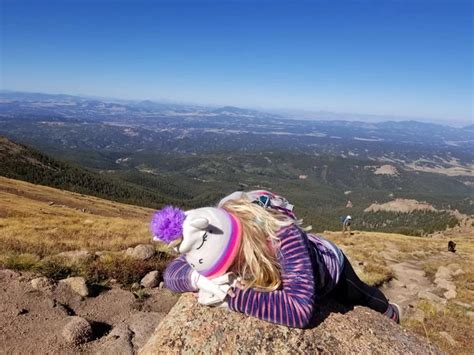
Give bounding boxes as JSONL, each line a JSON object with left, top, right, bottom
{"left": 1, "top": 88, "right": 472, "bottom": 127}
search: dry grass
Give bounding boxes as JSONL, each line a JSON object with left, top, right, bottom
{"left": 0, "top": 176, "right": 171, "bottom": 285}
{"left": 321, "top": 230, "right": 442, "bottom": 286}
{"left": 323, "top": 229, "right": 474, "bottom": 354}
{"left": 0, "top": 176, "right": 164, "bottom": 257}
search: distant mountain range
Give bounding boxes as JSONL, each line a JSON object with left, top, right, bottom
{"left": 1, "top": 91, "right": 472, "bottom": 170}
{"left": 0, "top": 90, "right": 472, "bottom": 232}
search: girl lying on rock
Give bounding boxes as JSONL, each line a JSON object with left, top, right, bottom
{"left": 151, "top": 190, "right": 400, "bottom": 329}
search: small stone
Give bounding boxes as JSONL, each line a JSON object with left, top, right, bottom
{"left": 418, "top": 291, "right": 446, "bottom": 305}
{"left": 31, "top": 277, "right": 55, "bottom": 292}
{"left": 141, "top": 271, "right": 160, "bottom": 288}
{"left": 453, "top": 301, "right": 472, "bottom": 309}
{"left": 466, "top": 311, "right": 474, "bottom": 319}
{"left": 96, "top": 325, "right": 133, "bottom": 355}
{"left": 435, "top": 266, "right": 451, "bottom": 279}
{"left": 444, "top": 289, "right": 456, "bottom": 300}
{"left": 62, "top": 316, "right": 93, "bottom": 344}
{"left": 126, "top": 244, "right": 155, "bottom": 260}
{"left": 435, "top": 278, "right": 452, "bottom": 290}
{"left": 59, "top": 277, "right": 89, "bottom": 297}
{"left": 452, "top": 269, "right": 465, "bottom": 277}
{"left": 158, "top": 281, "right": 164, "bottom": 289}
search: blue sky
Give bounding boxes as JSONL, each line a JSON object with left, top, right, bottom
{"left": 1, "top": 0, "right": 472, "bottom": 123}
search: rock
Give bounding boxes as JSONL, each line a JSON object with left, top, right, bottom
{"left": 452, "top": 269, "right": 465, "bottom": 277}
{"left": 435, "top": 278, "right": 451, "bottom": 290}
{"left": 129, "top": 312, "right": 167, "bottom": 349}
{"left": 56, "top": 251, "right": 92, "bottom": 263}
{"left": 438, "top": 331, "right": 457, "bottom": 346}
{"left": 96, "top": 324, "right": 134, "bottom": 355}
{"left": 443, "top": 289, "right": 456, "bottom": 300}
{"left": 62, "top": 316, "right": 93, "bottom": 344}
{"left": 140, "top": 294, "right": 441, "bottom": 354}
{"left": 31, "top": 277, "right": 55, "bottom": 292}
{"left": 140, "top": 271, "right": 160, "bottom": 288}
{"left": 126, "top": 244, "right": 155, "bottom": 260}
{"left": 454, "top": 301, "right": 472, "bottom": 309}
{"left": 435, "top": 266, "right": 451, "bottom": 280}
{"left": 466, "top": 311, "right": 474, "bottom": 319}
{"left": 158, "top": 281, "right": 164, "bottom": 289}
{"left": 59, "top": 277, "right": 89, "bottom": 297}
{"left": 418, "top": 291, "right": 447, "bottom": 305}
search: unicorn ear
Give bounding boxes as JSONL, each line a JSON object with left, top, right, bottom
{"left": 190, "top": 217, "right": 209, "bottom": 230}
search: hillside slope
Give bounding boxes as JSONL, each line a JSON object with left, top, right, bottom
{"left": 0, "top": 175, "right": 154, "bottom": 255}
{"left": 0, "top": 176, "right": 472, "bottom": 353}
{"left": 0, "top": 136, "right": 219, "bottom": 209}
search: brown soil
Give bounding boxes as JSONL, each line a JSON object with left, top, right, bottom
{"left": 0, "top": 270, "right": 179, "bottom": 354}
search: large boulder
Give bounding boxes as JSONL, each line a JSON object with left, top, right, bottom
{"left": 140, "top": 294, "right": 441, "bottom": 354}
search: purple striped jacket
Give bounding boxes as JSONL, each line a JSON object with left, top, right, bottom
{"left": 163, "top": 224, "right": 343, "bottom": 328}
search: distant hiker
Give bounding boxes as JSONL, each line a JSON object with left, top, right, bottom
{"left": 448, "top": 240, "right": 456, "bottom": 253}
{"left": 152, "top": 196, "right": 401, "bottom": 329}
{"left": 341, "top": 215, "right": 352, "bottom": 235}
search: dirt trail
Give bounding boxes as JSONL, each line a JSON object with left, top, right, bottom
{"left": 380, "top": 246, "right": 460, "bottom": 318}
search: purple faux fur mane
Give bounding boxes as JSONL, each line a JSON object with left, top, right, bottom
{"left": 150, "top": 206, "right": 186, "bottom": 243}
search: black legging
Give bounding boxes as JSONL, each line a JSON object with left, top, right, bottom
{"left": 330, "top": 255, "right": 389, "bottom": 314}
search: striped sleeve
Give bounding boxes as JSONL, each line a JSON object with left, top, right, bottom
{"left": 163, "top": 255, "right": 198, "bottom": 293}
{"left": 227, "top": 225, "right": 316, "bottom": 328}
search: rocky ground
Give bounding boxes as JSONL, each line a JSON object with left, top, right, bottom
{"left": 381, "top": 251, "right": 468, "bottom": 322}
{"left": 0, "top": 269, "right": 179, "bottom": 354}
{"left": 141, "top": 293, "right": 442, "bottom": 354}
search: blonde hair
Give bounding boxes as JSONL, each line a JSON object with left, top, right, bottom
{"left": 222, "top": 198, "right": 303, "bottom": 292}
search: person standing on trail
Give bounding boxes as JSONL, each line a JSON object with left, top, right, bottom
{"left": 341, "top": 215, "right": 352, "bottom": 235}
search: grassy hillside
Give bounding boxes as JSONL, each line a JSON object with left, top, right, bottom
{"left": 0, "top": 176, "right": 472, "bottom": 353}
{"left": 0, "top": 175, "right": 155, "bottom": 255}
{"left": 0, "top": 175, "right": 173, "bottom": 285}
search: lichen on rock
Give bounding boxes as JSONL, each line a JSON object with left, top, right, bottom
{"left": 140, "top": 294, "right": 441, "bottom": 354}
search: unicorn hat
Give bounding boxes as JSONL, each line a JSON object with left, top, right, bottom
{"left": 150, "top": 206, "right": 242, "bottom": 279}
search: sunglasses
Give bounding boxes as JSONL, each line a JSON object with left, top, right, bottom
{"left": 253, "top": 195, "right": 271, "bottom": 208}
